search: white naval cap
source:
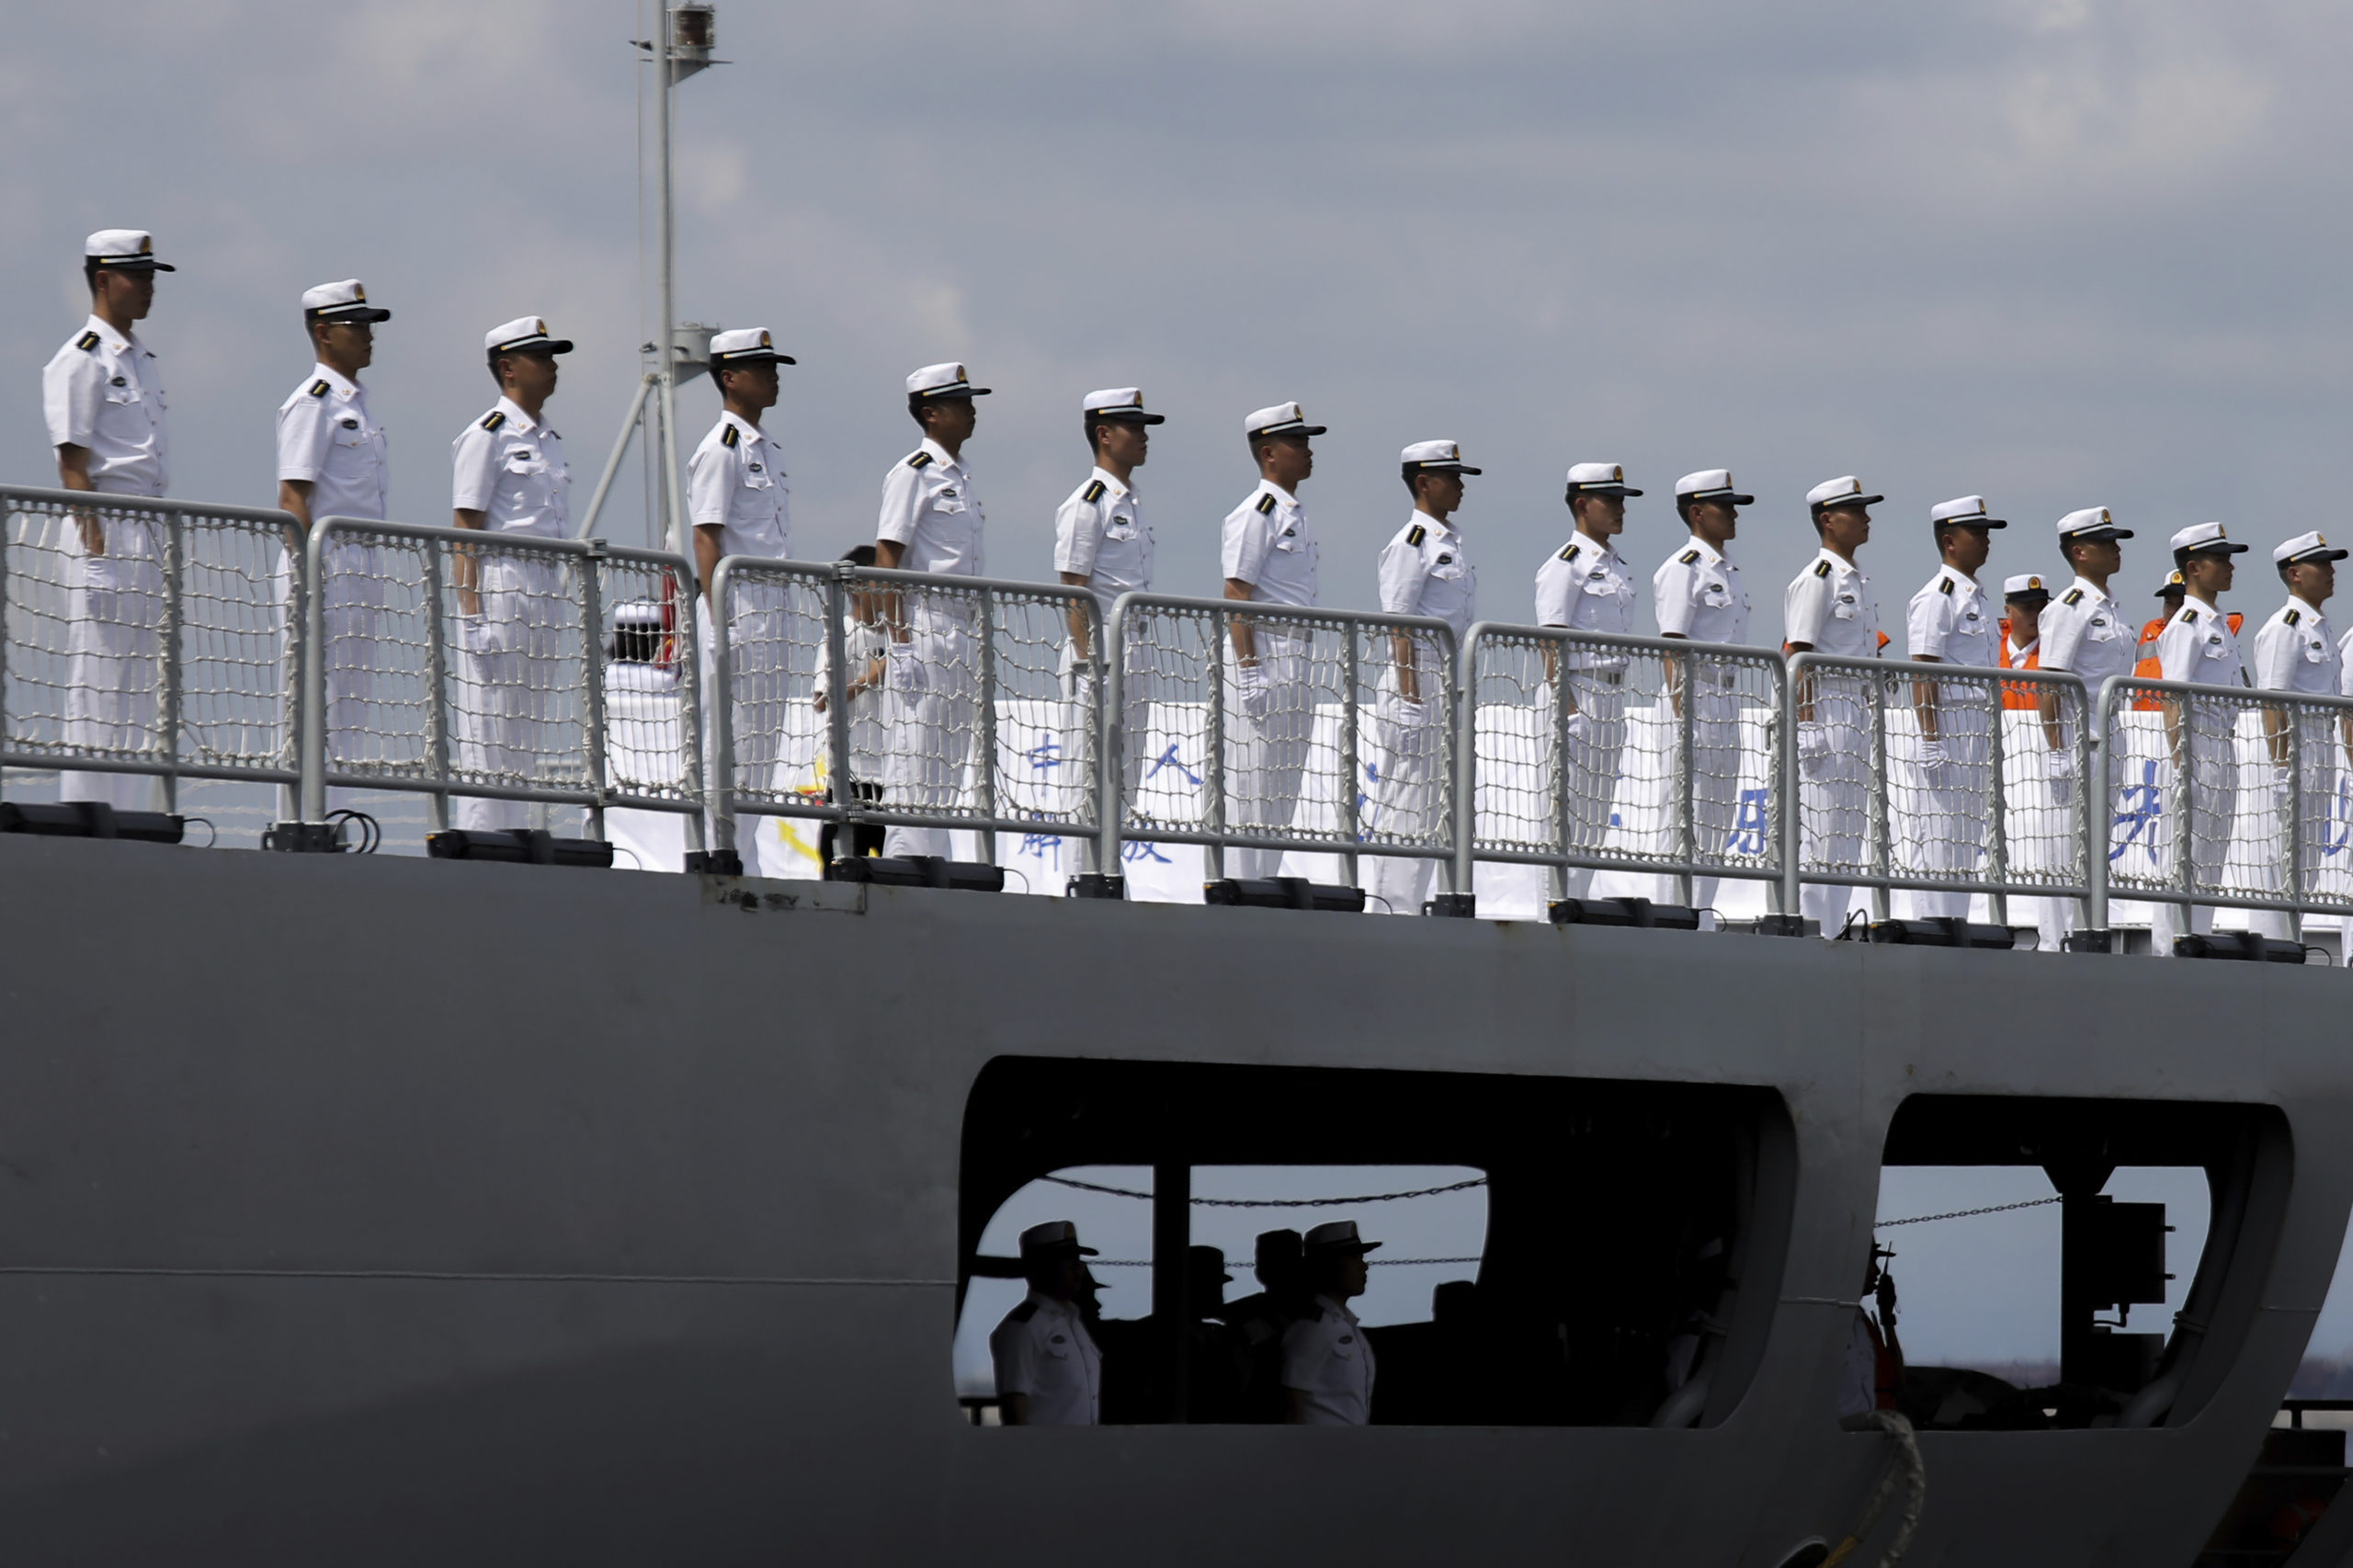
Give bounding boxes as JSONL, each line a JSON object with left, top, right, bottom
{"left": 85, "top": 229, "right": 174, "bottom": 272}
{"left": 301, "top": 279, "right": 390, "bottom": 324}
{"left": 2003, "top": 573, "right": 2052, "bottom": 599}
{"left": 1245, "top": 400, "right": 1325, "bottom": 439}
{"left": 1402, "top": 439, "right": 1481, "bottom": 474}
{"left": 2170, "top": 520, "right": 2247, "bottom": 557}
{"left": 1675, "top": 469, "right": 1754, "bottom": 505}
{"left": 907, "top": 361, "right": 989, "bottom": 399}
{"left": 612, "top": 600, "right": 665, "bottom": 628}
{"left": 2057, "top": 506, "right": 2131, "bottom": 542}
{"left": 1302, "top": 1220, "right": 1381, "bottom": 1255}
{"left": 710, "top": 327, "right": 795, "bottom": 367}
{"left": 2274, "top": 530, "right": 2350, "bottom": 565}
{"left": 1017, "top": 1220, "right": 1097, "bottom": 1257}
{"left": 1929, "top": 494, "right": 2006, "bottom": 528}
{"left": 2155, "top": 567, "right": 2185, "bottom": 597}
{"left": 1083, "top": 387, "right": 1165, "bottom": 425}
{"left": 483, "top": 315, "right": 574, "bottom": 355}
{"left": 1565, "top": 461, "right": 1642, "bottom": 497}
{"left": 1806, "top": 475, "right": 1883, "bottom": 513}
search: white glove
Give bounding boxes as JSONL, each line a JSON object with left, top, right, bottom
{"left": 2044, "top": 746, "right": 2076, "bottom": 808}
{"left": 1563, "top": 710, "right": 1591, "bottom": 745}
{"left": 2273, "top": 764, "right": 2298, "bottom": 801}
{"left": 1235, "top": 663, "right": 1273, "bottom": 722}
{"left": 1917, "top": 736, "right": 1950, "bottom": 777}
{"left": 885, "top": 642, "right": 928, "bottom": 696}
{"left": 1796, "top": 721, "right": 1832, "bottom": 779}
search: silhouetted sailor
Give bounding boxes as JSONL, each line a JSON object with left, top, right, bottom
{"left": 990, "top": 1220, "right": 1102, "bottom": 1426}
{"left": 1221, "top": 1228, "right": 1306, "bottom": 1422}
{"left": 1282, "top": 1220, "right": 1380, "bottom": 1425}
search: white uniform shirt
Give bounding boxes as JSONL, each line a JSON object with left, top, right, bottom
{"left": 876, "top": 437, "right": 984, "bottom": 576}
{"left": 1906, "top": 565, "right": 1996, "bottom": 667}
{"left": 43, "top": 314, "right": 168, "bottom": 496}
{"left": 276, "top": 363, "right": 387, "bottom": 521}
{"left": 1279, "top": 1293, "right": 1377, "bottom": 1426}
{"left": 1652, "top": 537, "right": 1748, "bottom": 644}
{"left": 2250, "top": 598, "right": 2340, "bottom": 696}
{"left": 1785, "top": 548, "right": 1881, "bottom": 658}
{"left": 2037, "top": 577, "right": 2134, "bottom": 687}
{"left": 1535, "top": 533, "right": 1637, "bottom": 634}
{"left": 1052, "top": 467, "right": 1153, "bottom": 610}
{"left": 2340, "top": 628, "right": 2353, "bottom": 699}
{"left": 687, "top": 410, "right": 790, "bottom": 560}
{"left": 2157, "top": 598, "right": 2246, "bottom": 687}
{"left": 451, "top": 397, "right": 571, "bottom": 538}
{"left": 1222, "top": 481, "right": 1318, "bottom": 608}
{"left": 1375, "top": 512, "right": 1476, "bottom": 643}
{"left": 988, "top": 1291, "right": 1100, "bottom": 1426}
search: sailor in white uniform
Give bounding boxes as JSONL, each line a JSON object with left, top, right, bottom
{"left": 1222, "top": 403, "right": 1324, "bottom": 879}
{"left": 43, "top": 230, "right": 174, "bottom": 810}
{"left": 1903, "top": 496, "right": 2005, "bottom": 918}
{"left": 1054, "top": 389, "right": 1163, "bottom": 814}
{"left": 688, "top": 328, "right": 797, "bottom": 876}
{"left": 1365, "top": 440, "right": 1480, "bottom": 915}
{"left": 1652, "top": 470, "right": 1754, "bottom": 916}
{"left": 2246, "top": 531, "right": 2346, "bottom": 940}
{"left": 1784, "top": 476, "right": 1885, "bottom": 933}
{"left": 277, "top": 279, "right": 392, "bottom": 789}
{"left": 989, "top": 1221, "right": 1102, "bottom": 1426}
{"left": 2152, "top": 521, "right": 2251, "bottom": 955}
{"left": 2034, "top": 508, "right": 2138, "bottom": 940}
{"left": 876, "top": 362, "right": 990, "bottom": 860}
{"left": 1536, "top": 462, "right": 1642, "bottom": 902}
{"left": 1280, "top": 1221, "right": 1381, "bottom": 1426}
{"left": 1998, "top": 574, "right": 2071, "bottom": 951}
{"left": 450, "top": 316, "right": 574, "bottom": 831}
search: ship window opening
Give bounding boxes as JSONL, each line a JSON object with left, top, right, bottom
{"left": 958, "top": 1057, "right": 1793, "bottom": 1428}
{"left": 1878, "top": 1096, "right": 2285, "bottom": 1433}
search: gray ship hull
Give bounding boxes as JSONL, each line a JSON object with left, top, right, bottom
{"left": 0, "top": 832, "right": 2347, "bottom": 1565}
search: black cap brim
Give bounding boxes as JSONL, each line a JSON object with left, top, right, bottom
{"left": 1413, "top": 463, "right": 1482, "bottom": 476}
{"left": 1569, "top": 484, "right": 1643, "bottom": 497}
{"left": 1253, "top": 424, "right": 1325, "bottom": 439}
{"left": 497, "top": 340, "right": 574, "bottom": 357}
{"left": 312, "top": 307, "right": 392, "bottom": 324}
{"left": 2186, "top": 543, "right": 2249, "bottom": 557}
{"left": 921, "top": 387, "right": 990, "bottom": 399}
{"left": 1683, "top": 490, "right": 1753, "bottom": 506}
{"left": 1094, "top": 410, "right": 1166, "bottom": 425}
{"left": 2287, "top": 549, "right": 2353, "bottom": 564}
{"left": 2065, "top": 527, "right": 2133, "bottom": 542}
{"left": 1938, "top": 517, "right": 2007, "bottom": 529}
{"left": 1307, "top": 1240, "right": 1382, "bottom": 1256}
{"left": 1814, "top": 494, "right": 1885, "bottom": 513}
{"left": 717, "top": 352, "right": 797, "bottom": 367}
{"left": 2005, "top": 589, "right": 2051, "bottom": 603}
{"left": 97, "top": 259, "right": 174, "bottom": 272}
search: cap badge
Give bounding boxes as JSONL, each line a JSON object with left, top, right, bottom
{"left": 759, "top": 330, "right": 771, "bottom": 347}
{"left": 535, "top": 319, "right": 547, "bottom": 335}
{"left": 2029, "top": 575, "right": 2041, "bottom": 590}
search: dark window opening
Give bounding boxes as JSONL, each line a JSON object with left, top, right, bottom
{"left": 1879, "top": 1095, "right": 2289, "bottom": 1433}
{"left": 958, "top": 1057, "right": 1793, "bottom": 1427}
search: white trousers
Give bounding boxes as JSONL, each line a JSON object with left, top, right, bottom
{"left": 278, "top": 540, "right": 387, "bottom": 817}
{"left": 699, "top": 595, "right": 790, "bottom": 877}
{"left": 1658, "top": 686, "right": 1742, "bottom": 915}
{"left": 1365, "top": 686, "right": 1449, "bottom": 915}
{"left": 62, "top": 525, "right": 165, "bottom": 808}
{"left": 455, "top": 559, "right": 568, "bottom": 832}
{"left": 2251, "top": 730, "right": 2336, "bottom": 941}
{"left": 2150, "top": 722, "right": 2238, "bottom": 956}
{"left": 1904, "top": 699, "right": 1993, "bottom": 921}
{"left": 1801, "top": 690, "right": 1870, "bottom": 933}
{"left": 1223, "top": 642, "right": 1313, "bottom": 881}
{"left": 1555, "top": 671, "right": 1629, "bottom": 902}
{"left": 882, "top": 611, "right": 979, "bottom": 860}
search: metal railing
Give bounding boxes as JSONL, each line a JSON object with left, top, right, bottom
{"left": 1784, "top": 653, "right": 2093, "bottom": 925}
{"left": 1, "top": 483, "right": 307, "bottom": 811}
{"left": 2091, "top": 676, "right": 2353, "bottom": 939}
{"left": 1099, "top": 593, "right": 1461, "bottom": 885}
{"left": 302, "top": 517, "right": 705, "bottom": 840}
{"left": 1457, "top": 625, "right": 1789, "bottom": 909}
{"left": 710, "top": 560, "right": 1103, "bottom": 857}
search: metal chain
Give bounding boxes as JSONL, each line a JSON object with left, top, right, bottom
{"left": 1084, "top": 1256, "right": 1485, "bottom": 1270}
{"left": 1040, "top": 1174, "right": 1489, "bottom": 1208}
{"left": 1876, "top": 1195, "right": 2060, "bottom": 1229}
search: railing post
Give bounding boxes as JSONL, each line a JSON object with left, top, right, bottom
{"left": 707, "top": 560, "right": 738, "bottom": 858}
{"left": 1340, "top": 620, "right": 1360, "bottom": 890}
{"left": 1437, "top": 628, "right": 1460, "bottom": 897}
{"left": 1205, "top": 605, "right": 1227, "bottom": 882}
{"left": 1453, "top": 626, "right": 1481, "bottom": 904}
{"left": 2286, "top": 700, "right": 2305, "bottom": 943}
{"left": 1097, "top": 595, "right": 1125, "bottom": 878}
{"left": 421, "top": 539, "right": 452, "bottom": 833}
{"left": 1984, "top": 675, "right": 2009, "bottom": 929}
{"left": 826, "top": 565, "right": 853, "bottom": 862}
{"left": 300, "top": 520, "right": 329, "bottom": 824}
{"left": 671, "top": 553, "right": 707, "bottom": 858}
{"left": 1676, "top": 644, "right": 1698, "bottom": 909}
{"left": 975, "top": 584, "right": 999, "bottom": 866}
{"left": 2170, "top": 687, "right": 2195, "bottom": 946}
{"left": 1868, "top": 665, "right": 1891, "bottom": 923}
{"left": 2086, "top": 678, "right": 2114, "bottom": 937}
{"left": 159, "top": 506, "right": 184, "bottom": 813}
{"left": 1552, "top": 633, "right": 1573, "bottom": 903}
{"left": 578, "top": 541, "right": 610, "bottom": 843}
{"left": 1779, "top": 655, "right": 1804, "bottom": 920}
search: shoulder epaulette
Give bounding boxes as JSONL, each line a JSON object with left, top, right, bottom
{"left": 721, "top": 424, "right": 740, "bottom": 449}
{"left": 1255, "top": 493, "right": 1277, "bottom": 515}
{"left": 1561, "top": 543, "right": 1580, "bottom": 562}
{"left": 1007, "top": 1301, "right": 1037, "bottom": 1324}
{"left": 481, "top": 410, "right": 506, "bottom": 432}
{"left": 1306, "top": 1301, "right": 1326, "bottom": 1322}
{"left": 75, "top": 332, "right": 100, "bottom": 353}
{"left": 308, "top": 379, "right": 330, "bottom": 398}
{"left": 2062, "top": 587, "right": 2083, "bottom": 606}
{"left": 1938, "top": 576, "right": 1955, "bottom": 596}
{"left": 1678, "top": 548, "right": 1700, "bottom": 565}
{"left": 2183, "top": 608, "right": 2199, "bottom": 624}
{"left": 1813, "top": 559, "right": 1834, "bottom": 579}
{"left": 907, "top": 450, "right": 933, "bottom": 471}
{"left": 1082, "top": 479, "right": 1106, "bottom": 504}
{"left": 1407, "top": 524, "right": 1427, "bottom": 547}
{"left": 2287, "top": 608, "right": 2302, "bottom": 626}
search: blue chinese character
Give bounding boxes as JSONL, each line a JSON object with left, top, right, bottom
{"left": 1725, "top": 788, "right": 1768, "bottom": 857}
{"left": 2110, "top": 759, "right": 2163, "bottom": 862}
{"left": 2327, "top": 777, "right": 2353, "bottom": 859}
{"left": 1020, "top": 832, "right": 1063, "bottom": 861}
{"left": 1146, "top": 744, "right": 1201, "bottom": 787}
{"left": 1023, "top": 732, "right": 1064, "bottom": 772}
{"left": 1123, "top": 839, "right": 1173, "bottom": 865}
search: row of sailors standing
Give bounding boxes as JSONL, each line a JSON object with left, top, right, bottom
{"left": 40, "top": 231, "right": 2353, "bottom": 934}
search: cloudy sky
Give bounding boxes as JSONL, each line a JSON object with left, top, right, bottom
{"left": 12, "top": 1, "right": 2353, "bottom": 1355}
{"left": 9, "top": 0, "right": 2347, "bottom": 619}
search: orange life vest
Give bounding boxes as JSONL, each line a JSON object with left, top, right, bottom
{"left": 2135, "top": 609, "right": 2242, "bottom": 706}
{"left": 1997, "top": 619, "right": 2040, "bottom": 710}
